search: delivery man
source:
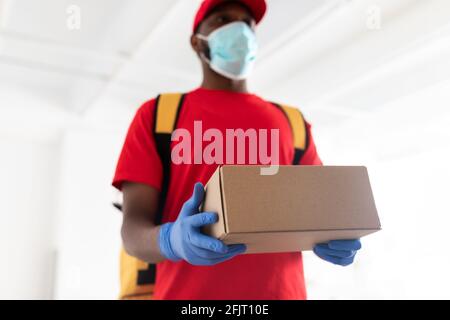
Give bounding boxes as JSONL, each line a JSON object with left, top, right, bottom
{"left": 113, "top": 0, "right": 362, "bottom": 300}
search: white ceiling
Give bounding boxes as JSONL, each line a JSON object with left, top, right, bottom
{"left": 0, "top": 0, "right": 450, "bottom": 143}
{"left": 0, "top": 0, "right": 340, "bottom": 113}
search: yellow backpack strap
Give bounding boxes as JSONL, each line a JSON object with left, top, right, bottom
{"left": 123, "top": 93, "right": 186, "bottom": 299}
{"left": 112, "top": 93, "right": 185, "bottom": 215}
{"left": 272, "top": 103, "right": 308, "bottom": 165}
{"left": 116, "top": 93, "right": 186, "bottom": 300}
{"left": 153, "top": 93, "right": 186, "bottom": 224}
{"left": 154, "top": 93, "right": 185, "bottom": 134}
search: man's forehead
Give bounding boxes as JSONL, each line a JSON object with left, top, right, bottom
{"left": 206, "top": 1, "right": 254, "bottom": 20}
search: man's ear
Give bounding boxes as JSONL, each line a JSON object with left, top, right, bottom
{"left": 190, "top": 34, "right": 202, "bottom": 56}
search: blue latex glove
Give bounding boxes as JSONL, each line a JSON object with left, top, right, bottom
{"left": 313, "top": 240, "right": 362, "bottom": 266}
{"left": 159, "top": 182, "right": 247, "bottom": 266}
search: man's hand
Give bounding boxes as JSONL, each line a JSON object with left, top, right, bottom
{"left": 313, "top": 240, "right": 362, "bottom": 266}
{"left": 159, "top": 182, "right": 247, "bottom": 266}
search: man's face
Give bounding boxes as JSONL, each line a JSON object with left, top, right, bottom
{"left": 198, "top": 2, "right": 256, "bottom": 36}
{"left": 191, "top": 2, "right": 256, "bottom": 57}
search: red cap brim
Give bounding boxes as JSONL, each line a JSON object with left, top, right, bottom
{"left": 193, "top": 0, "right": 267, "bottom": 33}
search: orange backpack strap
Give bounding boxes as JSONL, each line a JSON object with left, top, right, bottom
{"left": 272, "top": 103, "right": 308, "bottom": 164}
{"left": 113, "top": 92, "right": 186, "bottom": 218}
{"left": 153, "top": 93, "right": 186, "bottom": 225}
{"left": 117, "top": 93, "right": 186, "bottom": 300}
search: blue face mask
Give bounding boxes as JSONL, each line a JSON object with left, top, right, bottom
{"left": 197, "top": 21, "right": 258, "bottom": 80}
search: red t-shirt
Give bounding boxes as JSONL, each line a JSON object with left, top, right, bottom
{"left": 113, "top": 87, "right": 323, "bottom": 300}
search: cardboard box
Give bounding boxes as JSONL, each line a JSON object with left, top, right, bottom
{"left": 202, "top": 165, "right": 381, "bottom": 254}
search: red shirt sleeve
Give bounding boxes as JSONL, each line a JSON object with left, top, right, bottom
{"left": 112, "top": 99, "right": 163, "bottom": 191}
{"left": 298, "top": 121, "right": 323, "bottom": 166}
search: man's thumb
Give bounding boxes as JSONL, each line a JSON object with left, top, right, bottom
{"left": 190, "top": 182, "right": 205, "bottom": 209}
{"left": 180, "top": 182, "right": 205, "bottom": 217}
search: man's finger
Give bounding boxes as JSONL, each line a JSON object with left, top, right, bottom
{"left": 187, "top": 212, "right": 218, "bottom": 227}
{"left": 315, "top": 244, "right": 356, "bottom": 258}
{"left": 180, "top": 182, "right": 204, "bottom": 217}
{"left": 313, "top": 246, "right": 342, "bottom": 265}
{"left": 188, "top": 229, "right": 228, "bottom": 254}
{"left": 190, "top": 243, "right": 246, "bottom": 259}
{"left": 328, "top": 239, "right": 362, "bottom": 251}
{"left": 206, "top": 246, "right": 247, "bottom": 265}
{"left": 190, "top": 182, "right": 205, "bottom": 209}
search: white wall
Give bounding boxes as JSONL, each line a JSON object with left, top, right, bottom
{"left": 303, "top": 80, "right": 450, "bottom": 299}
{"left": 0, "top": 88, "right": 130, "bottom": 300}
{"left": 0, "top": 136, "right": 60, "bottom": 299}
{"left": 53, "top": 127, "right": 124, "bottom": 299}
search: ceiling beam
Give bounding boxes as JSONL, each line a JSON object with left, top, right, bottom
{"left": 308, "top": 23, "right": 450, "bottom": 110}
{"left": 77, "top": 0, "right": 188, "bottom": 116}
{"left": 258, "top": 0, "right": 344, "bottom": 61}
{"left": 0, "top": 29, "right": 130, "bottom": 61}
{"left": 255, "top": 0, "right": 450, "bottom": 106}
{"left": 0, "top": 54, "right": 110, "bottom": 81}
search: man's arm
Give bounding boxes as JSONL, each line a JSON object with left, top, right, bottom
{"left": 121, "top": 182, "right": 166, "bottom": 263}
{"left": 121, "top": 182, "right": 246, "bottom": 266}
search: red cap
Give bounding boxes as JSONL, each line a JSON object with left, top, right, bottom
{"left": 193, "top": 0, "right": 267, "bottom": 33}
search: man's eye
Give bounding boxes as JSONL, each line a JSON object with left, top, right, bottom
{"left": 216, "top": 16, "right": 229, "bottom": 24}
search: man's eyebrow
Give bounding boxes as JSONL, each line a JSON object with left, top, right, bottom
{"left": 208, "top": 11, "right": 253, "bottom": 23}
{"left": 208, "top": 4, "right": 253, "bottom": 19}
{"left": 208, "top": 9, "right": 232, "bottom": 17}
